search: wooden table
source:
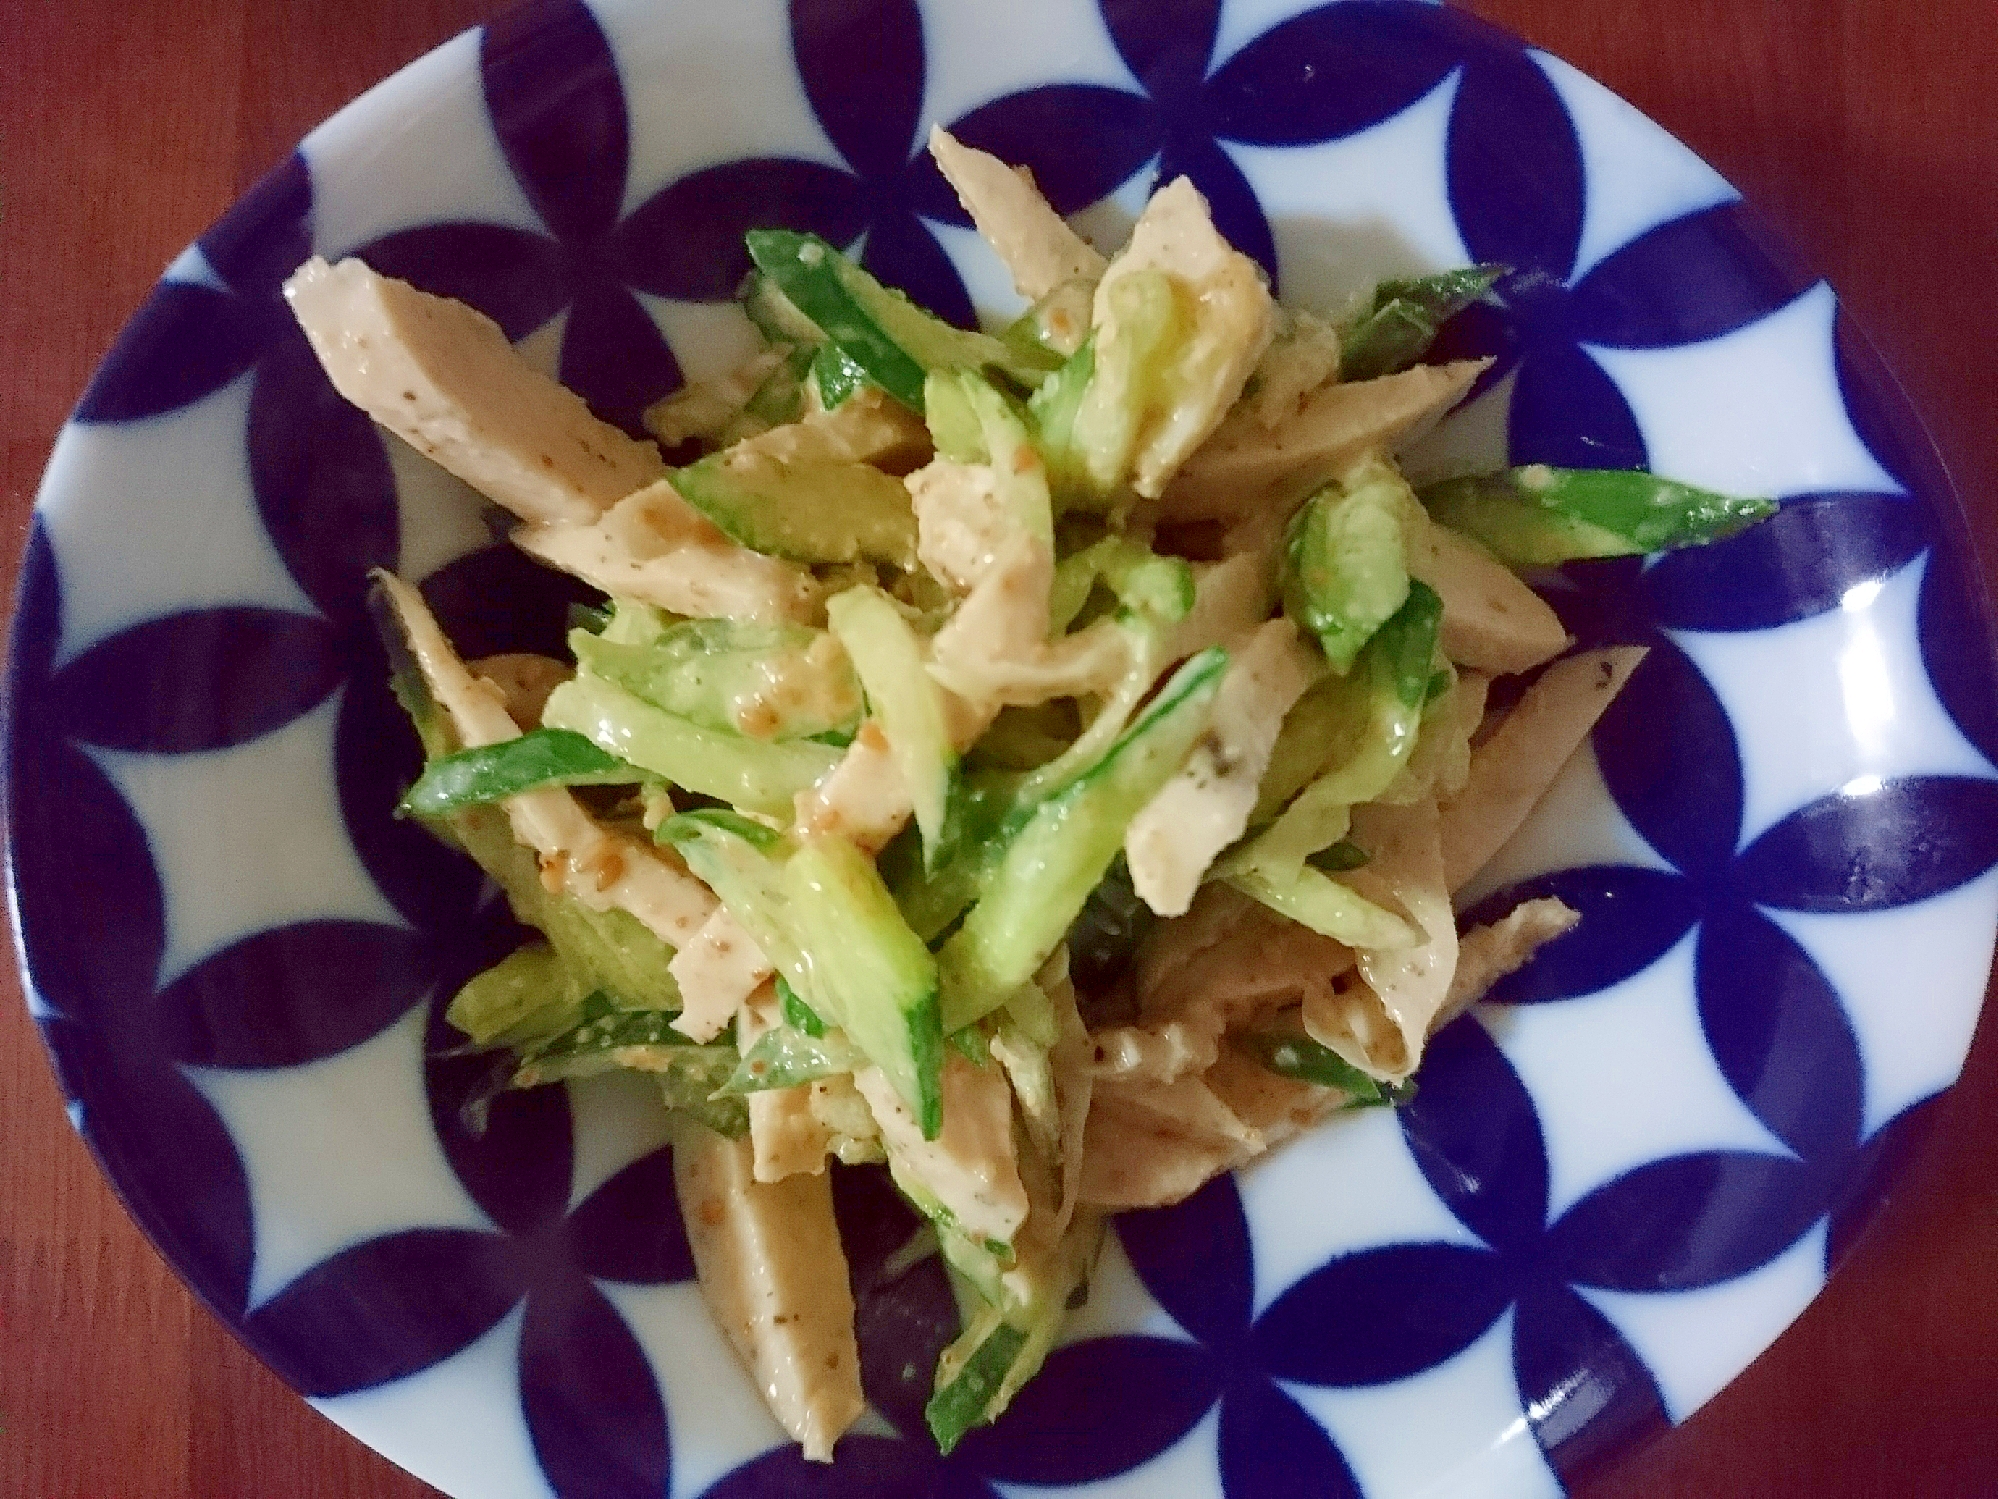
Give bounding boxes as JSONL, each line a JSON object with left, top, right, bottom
{"left": 3, "top": 2, "right": 1994, "bottom": 1494}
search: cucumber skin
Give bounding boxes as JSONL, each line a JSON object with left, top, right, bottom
{"left": 786, "top": 835, "right": 946, "bottom": 1139}
{"left": 937, "top": 648, "right": 1228, "bottom": 1032}
{"left": 542, "top": 676, "right": 838, "bottom": 817}
{"left": 660, "top": 812, "right": 944, "bottom": 1137}
{"left": 827, "top": 585, "right": 956, "bottom": 866}
{"left": 671, "top": 445, "right": 917, "bottom": 567}
{"left": 746, "top": 230, "right": 1055, "bottom": 413}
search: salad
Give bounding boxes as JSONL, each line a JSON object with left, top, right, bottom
{"left": 282, "top": 129, "right": 1772, "bottom": 1461}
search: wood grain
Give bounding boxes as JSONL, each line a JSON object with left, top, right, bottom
{"left": 2, "top": 2, "right": 1994, "bottom": 1494}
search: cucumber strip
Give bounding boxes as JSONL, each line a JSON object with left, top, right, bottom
{"left": 926, "top": 1207, "right": 1105, "bottom": 1453}
{"left": 922, "top": 368, "right": 986, "bottom": 462}
{"left": 810, "top": 340, "right": 870, "bottom": 408}
{"left": 572, "top": 622, "right": 861, "bottom": 742}
{"left": 925, "top": 369, "right": 1055, "bottom": 546}
{"left": 938, "top": 648, "right": 1227, "bottom": 1033}
{"left": 745, "top": 230, "right": 1056, "bottom": 412}
{"left": 1252, "top": 674, "right": 1355, "bottom": 824}
{"left": 543, "top": 675, "right": 840, "bottom": 817}
{"left": 926, "top": 1319, "right": 1027, "bottom": 1454}
{"left": 644, "top": 344, "right": 810, "bottom": 449}
{"left": 446, "top": 806, "right": 685, "bottom": 1015}
{"left": 1224, "top": 860, "right": 1418, "bottom": 949}
{"left": 1002, "top": 277, "right": 1095, "bottom": 359}
{"left": 722, "top": 1025, "right": 862, "bottom": 1094}
{"left": 661, "top": 814, "right": 945, "bottom": 1137}
{"left": 446, "top": 941, "right": 590, "bottom": 1050}
{"left": 1072, "top": 266, "right": 1184, "bottom": 494}
{"left": 659, "top": 811, "right": 810, "bottom": 984}
{"left": 885, "top": 778, "right": 1016, "bottom": 942}
{"left": 1338, "top": 299, "right": 1437, "bottom": 385}
{"left": 718, "top": 342, "right": 814, "bottom": 443}
{"left": 1371, "top": 580, "right": 1446, "bottom": 712}
{"left": 1374, "top": 263, "right": 1511, "bottom": 321}
{"left": 1420, "top": 466, "right": 1777, "bottom": 565}
{"left": 1008, "top": 620, "right": 1159, "bottom": 804}
{"left": 778, "top": 974, "right": 826, "bottom": 1036}
{"left": 930, "top": 1216, "right": 1009, "bottom": 1308}
{"left": 1237, "top": 1028, "right": 1411, "bottom": 1106}
{"left": 1282, "top": 469, "right": 1410, "bottom": 673}
{"left": 827, "top": 585, "right": 957, "bottom": 866}
{"left": 785, "top": 836, "right": 945, "bottom": 1138}
{"left": 490, "top": 1002, "right": 746, "bottom": 1133}
{"left": 1027, "top": 336, "right": 1098, "bottom": 506}
{"left": 1053, "top": 535, "right": 1196, "bottom": 632}
{"left": 1339, "top": 264, "right": 1506, "bottom": 383}
{"left": 397, "top": 727, "right": 638, "bottom": 817}
{"left": 1093, "top": 539, "right": 1195, "bottom": 623}
{"left": 739, "top": 268, "right": 825, "bottom": 346}
{"left": 1241, "top": 582, "right": 1441, "bottom": 867}
{"left": 1000, "top": 972, "right": 1058, "bottom": 1049}
{"left": 599, "top": 596, "right": 671, "bottom": 646}
{"left": 673, "top": 445, "right": 918, "bottom": 567}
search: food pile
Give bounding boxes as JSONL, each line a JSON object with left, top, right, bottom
{"left": 284, "top": 128, "right": 1770, "bottom": 1458}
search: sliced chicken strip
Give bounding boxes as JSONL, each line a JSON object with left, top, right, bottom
{"left": 928, "top": 126, "right": 1107, "bottom": 301}
{"left": 285, "top": 256, "right": 662, "bottom": 525}
{"left": 1439, "top": 646, "right": 1649, "bottom": 891}
{"left": 376, "top": 573, "right": 714, "bottom": 950}
{"left": 673, "top": 1124, "right": 863, "bottom": 1462}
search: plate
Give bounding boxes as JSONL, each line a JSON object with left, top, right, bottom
{"left": 10, "top": 1, "right": 1998, "bottom": 1495}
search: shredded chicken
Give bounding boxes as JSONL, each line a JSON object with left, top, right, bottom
{"left": 856, "top": 1056, "right": 1030, "bottom": 1248}
{"left": 673, "top": 1124, "right": 863, "bottom": 1461}
{"left": 1309, "top": 795, "right": 1457, "bottom": 1084}
{"left": 1439, "top": 897, "right": 1581, "bottom": 1025}
{"left": 284, "top": 256, "right": 664, "bottom": 526}
{"left": 1161, "top": 359, "right": 1487, "bottom": 521}
{"left": 515, "top": 480, "right": 824, "bottom": 625}
{"left": 927, "top": 127, "right": 1107, "bottom": 301}
{"left": 1401, "top": 497, "right": 1572, "bottom": 675}
{"left": 1124, "top": 618, "right": 1321, "bottom": 915}
{"left": 1439, "top": 646, "right": 1649, "bottom": 890}
{"left": 670, "top": 906, "right": 772, "bottom": 1044}
{"left": 734, "top": 983, "right": 836, "bottom": 1182}
{"left": 1082, "top": 177, "right": 1275, "bottom": 499}
{"left": 468, "top": 652, "right": 570, "bottom": 729}
{"left": 377, "top": 573, "right": 714, "bottom": 950}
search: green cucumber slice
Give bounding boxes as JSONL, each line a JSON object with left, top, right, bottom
{"left": 1420, "top": 465, "right": 1777, "bottom": 565}
{"left": 745, "top": 230, "right": 1057, "bottom": 412}
{"left": 542, "top": 676, "right": 840, "bottom": 817}
{"left": 827, "top": 585, "right": 957, "bottom": 865}
{"left": 571, "top": 621, "right": 861, "bottom": 742}
{"left": 397, "top": 728, "right": 638, "bottom": 818}
{"left": 937, "top": 647, "right": 1227, "bottom": 1032}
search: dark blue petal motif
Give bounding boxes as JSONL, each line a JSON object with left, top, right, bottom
{"left": 937, "top": 1, "right": 1500, "bottom": 292}
{"left": 336, "top": 0, "right": 684, "bottom": 436}
{"left": 13, "top": 134, "right": 691, "bottom": 1499}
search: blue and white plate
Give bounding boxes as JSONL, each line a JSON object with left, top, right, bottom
{"left": 10, "top": 1, "right": 1998, "bottom": 1495}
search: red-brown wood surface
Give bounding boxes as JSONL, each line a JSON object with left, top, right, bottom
{"left": 2, "top": 3, "right": 1994, "bottom": 1494}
